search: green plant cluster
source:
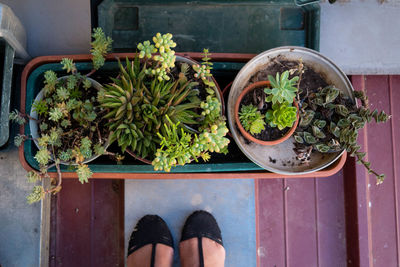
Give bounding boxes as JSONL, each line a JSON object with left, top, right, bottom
{"left": 10, "top": 28, "right": 113, "bottom": 204}
{"left": 238, "top": 70, "right": 299, "bottom": 137}
{"left": 137, "top": 32, "right": 177, "bottom": 81}
{"left": 264, "top": 71, "right": 298, "bottom": 130}
{"left": 99, "top": 34, "right": 229, "bottom": 172}
{"left": 294, "top": 86, "right": 390, "bottom": 184}
{"left": 266, "top": 103, "right": 297, "bottom": 130}
{"left": 239, "top": 104, "right": 265, "bottom": 135}
{"left": 152, "top": 116, "right": 229, "bottom": 172}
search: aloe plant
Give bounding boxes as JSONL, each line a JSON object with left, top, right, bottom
{"left": 99, "top": 34, "right": 229, "bottom": 171}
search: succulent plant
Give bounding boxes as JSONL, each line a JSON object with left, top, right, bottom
{"left": 152, "top": 116, "right": 229, "bottom": 172}
{"left": 239, "top": 104, "right": 265, "bottom": 135}
{"left": 9, "top": 27, "right": 114, "bottom": 204}
{"left": 137, "top": 32, "right": 177, "bottom": 81}
{"left": 265, "top": 70, "right": 299, "bottom": 105}
{"left": 100, "top": 35, "right": 229, "bottom": 171}
{"left": 265, "top": 103, "right": 297, "bottom": 130}
{"left": 99, "top": 57, "right": 202, "bottom": 159}
{"left": 294, "top": 86, "right": 390, "bottom": 184}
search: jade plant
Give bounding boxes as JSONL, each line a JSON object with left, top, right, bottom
{"left": 294, "top": 85, "right": 390, "bottom": 184}
{"left": 98, "top": 33, "right": 230, "bottom": 172}
{"left": 9, "top": 28, "right": 114, "bottom": 204}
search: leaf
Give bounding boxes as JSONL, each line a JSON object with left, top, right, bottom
{"left": 312, "top": 126, "right": 326, "bottom": 139}
{"left": 294, "top": 134, "right": 304, "bottom": 144}
{"left": 315, "top": 143, "right": 331, "bottom": 153}
{"left": 335, "top": 105, "right": 349, "bottom": 117}
{"left": 76, "top": 164, "right": 93, "bottom": 184}
{"left": 313, "top": 119, "right": 326, "bottom": 129}
{"left": 324, "top": 86, "right": 340, "bottom": 103}
{"left": 303, "top": 132, "right": 317, "bottom": 144}
{"left": 337, "top": 119, "right": 350, "bottom": 128}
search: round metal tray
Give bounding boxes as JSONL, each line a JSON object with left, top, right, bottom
{"left": 227, "top": 46, "right": 354, "bottom": 175}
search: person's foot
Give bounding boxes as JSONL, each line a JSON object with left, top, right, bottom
{"left": 179, "top": 211, "right": 225, "bottom": 267}
{"left": 127, "top": 215, "right": 174, "bottom": 267}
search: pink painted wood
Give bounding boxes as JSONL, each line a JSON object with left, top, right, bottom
{"left": 258, "top": 172, "right": 347, "bottom": 267}
{"left": 347, "top": 75, "right": 400, "bottom": 267}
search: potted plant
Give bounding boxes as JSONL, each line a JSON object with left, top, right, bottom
{"left": 98, "top": 33, "right": 230, "bottom": 172}
{"left": 9, "top": 28, "right": 115, "bottom": 203}
{"left": 234, "top": 70, "right": 299, "bottom": 145}
{"left": 228, "top": 46, "right": 391, "bottom": 180}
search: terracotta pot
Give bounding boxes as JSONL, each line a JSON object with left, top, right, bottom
{"left": 234, "top": 80, "right": 299, "bottom": 146}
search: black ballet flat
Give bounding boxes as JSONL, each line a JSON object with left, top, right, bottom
{"left": 127, "top": 215, "right": 174, "bottom": 267}
{"left": 181, "top": 210, "right": 223, "bottom": 267}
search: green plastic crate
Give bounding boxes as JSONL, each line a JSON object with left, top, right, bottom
{"left": 98, "top": 0, "right": 320, "bottom": 53}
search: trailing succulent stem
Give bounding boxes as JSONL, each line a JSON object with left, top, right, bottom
{"left": 294, "top": 86, "right": 390, "bottom": 184}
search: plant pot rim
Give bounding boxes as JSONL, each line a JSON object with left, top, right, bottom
{"left": 29, "top": 76, "right": 109, "bottom": 166}
{"left": 227, "top": 46, "right": 352, "bottom": 175}
{"left": 234, "top": 80, "right": 299, "bottom": 146}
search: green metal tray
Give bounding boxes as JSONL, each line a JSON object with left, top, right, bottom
{"left": 24, "top": 58, "right": 266, "bottom": 173}
{"left": 97, "top": 0, "right": 320, "bottom": 53}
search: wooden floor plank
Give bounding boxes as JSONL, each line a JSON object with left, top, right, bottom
{"left": 54, "top": 180, "right": 92, "bottom": 266}
{"left": 364, "top": 75, "right": 398, "bottom": 267}
{"left": 91, "top": 180, "right": 124, "bottom": 267}
{"left": 285, "top": 178, "right": 318, "bottom": 267}
{"left": 50, "top": 179, "right": 124, "bottom": 267}
{"left": 258, "top": 179, "right": 286, "bottom": 267}
{"left": 349, "top": 75, "right": 373, "bottom": 267}
{"left": 315, "top": 171, "right": 347, "bottom": 267}
{"left": 389, "top": 75, "right": 400, "bottom": 267}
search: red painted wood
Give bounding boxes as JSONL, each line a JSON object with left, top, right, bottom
{"left": 315, "top": 171, "right": 347, "bottom": 267}
{"left": 285, "top": 178, "right": 318, "bottom": 267}
{"left": 390, "top": 75, "right": 400, "bottom": 267}
{"left": 364, "top": 76, "right": 398, "bottom": 267}
{"left": 50, "top": 179, "right": 124, "bottom": 266}
{"left": 258, "top": 179, "right": 286, "bottom": 267}
{"left": 348, "top": 75, "right": 372, "bottom": 267}
{"left": 54, "top": 179, "right": 92, "bottom": 266}
{"left": 91, "top": 180, "right": 124, "bottom": 266}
